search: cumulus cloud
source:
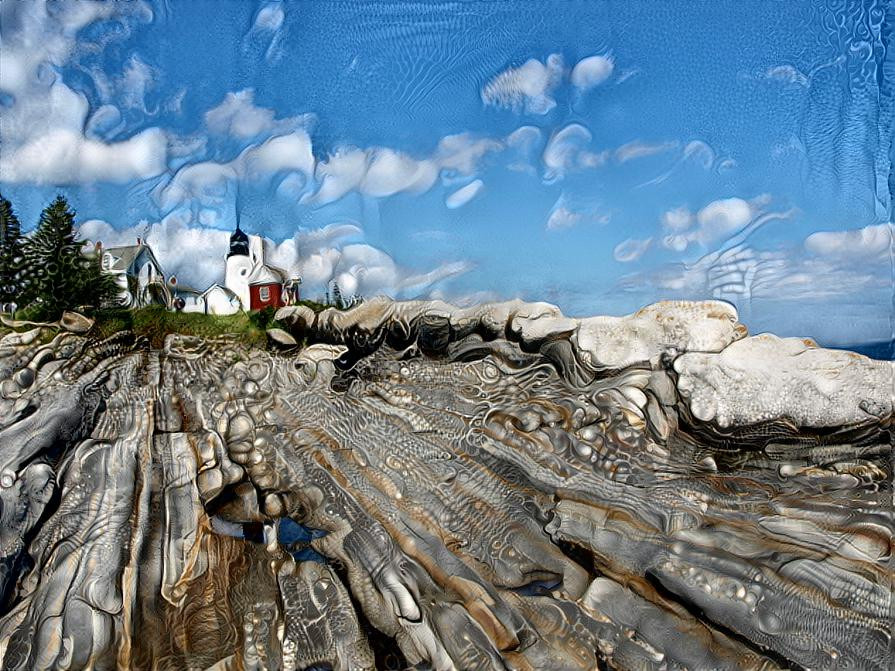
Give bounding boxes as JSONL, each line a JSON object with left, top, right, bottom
{"left": 2, "top": 124, "right": 168, "bottom": 185}
{"left": 304, "top": 133, "right": 500, "bottom": 206}
{"left": 613, "top": 237, "right": 652, "bottom": 262}
{"left": 505, "top": 125, "right": 543, "bottom": 173}
{"left": 570, "top": 55, "right": 614, "bottom": 90}
{"left": 156, "top": 130, "right": 315, "bottom": 211}
{"left": 619, "top": 223, "right": 891, "bottom": 315}
{"left": 445, "top": 180, "right": 484, "bottom": 209}
{"left": 542, "top": 124, "right": 608, "bottom": 182}
{"left": 660, "top": 196, "right": 770, "bottom": 251}
{"left": 546, "top": 194, "right": 611, "bottom": 231}
{"left": 79, "top": 216, "right": 471, "bottom": 299}
{"left": 204, "top": 89, "right": 311, "bottom": 139}
{"left": 482, "top": 53, "right": 615, "bottom": 113}
{"left": 481, "top": 54, "right": 564, "bottom": 115}
{"left": 0, "top": 0, "right": 121, "bottom": 97}
{"left": 0, "top": 1, "right": 167, "bottom": 185}
{"left": 804, "top": 222, "right": 894, "bottom": 261}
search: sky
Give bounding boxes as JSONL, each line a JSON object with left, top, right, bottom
{"left": 0, "top": 0, "right": 892, "bottom": 345}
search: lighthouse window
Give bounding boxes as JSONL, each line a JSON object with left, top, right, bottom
{"left": 259, "top": 286, "right": 270, "bottom": 301}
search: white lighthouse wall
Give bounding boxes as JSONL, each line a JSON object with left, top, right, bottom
{"left": 225, "top": 255, "right": 253, "bottom": 309}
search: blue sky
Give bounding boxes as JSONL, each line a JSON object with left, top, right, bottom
{"left": 1, "top": 0, "right": 892, "bottom": 344}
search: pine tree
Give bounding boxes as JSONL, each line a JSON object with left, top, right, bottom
{"left": 21, "top": 195, "right": 118, "bottom": 319}
{"left": 0, "top": 194, "right": 25, "bottom": 309}
{"left": 331, "top": 280, "right": 344, "bottom": 309}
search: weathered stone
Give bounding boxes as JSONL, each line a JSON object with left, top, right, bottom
{"left": 0, "top": 299, "right": 889, "bottom": 671}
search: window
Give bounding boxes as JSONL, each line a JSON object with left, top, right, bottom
{"left": 259, "top": 286, "right": 270, "bottom": 301}
{"left": 102, "top": 253, "right": 113, "bottom": 271}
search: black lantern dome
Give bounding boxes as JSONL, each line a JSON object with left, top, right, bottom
{"left": 227, "top": 224, "right": 249, "bottom": 258}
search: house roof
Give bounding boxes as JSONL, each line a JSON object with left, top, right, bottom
{"left": 103, "top": 244, "right": 163, "bottom": 274}
{"left": 247, "top": 263, "right": 285, "bottom": 286}
{"left": 200, "top": 283, "right": 238, "bottom": 299}
{"left": 172, "top": 284, "right": 202, "bottom": 297}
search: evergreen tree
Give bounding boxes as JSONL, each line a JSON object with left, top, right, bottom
{"left": 0, "top": 194, "right": 25, "bottom": 309}
{"left": 21, "top": 195, "right": 118, "bottom": 319}
{"left": 331, "top": 280, "right": 344, "bottom": 309}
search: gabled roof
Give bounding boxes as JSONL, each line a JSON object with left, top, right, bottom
{"left": 201, "top": 283, "right": 238, "bottom": 299}
{"left": 247, "top": 263, "right": 285, "bottom": 286}
{"left": 172, "top": 284, "right": 202, "bottom": 297}
{"left": 103, "top": 244, "right": 163, "bottom": 274}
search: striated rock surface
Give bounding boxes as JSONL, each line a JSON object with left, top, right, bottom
{"left": 0, "top": 299, "right": 891, "bottom": 670}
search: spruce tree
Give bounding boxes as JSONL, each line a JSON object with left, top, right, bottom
{"left": 0, "top": 194, "right": 25, "bottom": 309}
{"left": 22, "top": 195, "right": 118, "bottom": 319}
{"left": 331, "top": 280, "right": 344, "bottom": 309}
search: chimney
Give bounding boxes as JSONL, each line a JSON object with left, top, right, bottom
{"left": 95, "top": 241, "right": 103, "bottom": 251}
{"left": 136, "top": 237, "right": 142, "bottom": 246}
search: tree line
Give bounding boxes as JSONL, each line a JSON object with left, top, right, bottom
{"left": 0, "top": 194, "right": 119, "bottom": 320}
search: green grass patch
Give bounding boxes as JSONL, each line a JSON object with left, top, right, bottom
{"left": 96, "top": 306, "right": 272, "bottom": 349}
{"left": 2, "top": 299, "right": 338, "bottom": 348}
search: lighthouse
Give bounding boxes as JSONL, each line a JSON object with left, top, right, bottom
{"left": 224, "top": 224, "right": 289, "bottom": 311}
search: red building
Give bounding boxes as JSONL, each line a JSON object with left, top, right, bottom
{"left": 246, "top": 264, "right": 283, "bottom": 310}
{"left": 249, "top": 282, "right": 283, "bottom": 310}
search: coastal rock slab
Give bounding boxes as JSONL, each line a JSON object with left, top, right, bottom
{"left": 674, "top": 333, "right": 894, "bottom": 428}
{"left": 0, "top": 300, "right": 890, "bottom": 670}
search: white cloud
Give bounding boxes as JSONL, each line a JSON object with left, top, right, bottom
{"left": 156, "top": 130, "right": 314, "bottom": 211}
{"left": 0, "top": 1, "right": 166, "bottom": 185}
{"left": 546, "top": 207, "right": 583, "bottom": 230}
{"left": 804, "top": 222, "right": 894, "bottom": 260}
{"left": 85, "top": 104, "right": 124, "bottom": 140}
{"left": 660, "top": 196, "right": 766, "bottom": 251}
{"left": 79, "top": 217, "right": 471, "bottom": 299}
{"left": 570, "top": 55, "right": 614, "bottom": 90}
{"left": 205, "top": 89, "right": 311, "bottom": 139}
{"left": 1, "top": 125, "right": 168, "bottom": 185}
{"left": 614, "top": 139, "right": 679, "bottom": 163}
{"left": 445, "top": 180, "right": 484, "bottom": 209}
{"left": 546, "top": 194, "right": 611, "bottom": 231}
{"left": 481, "top": 54, "right": 564, "bottom": 115}
{"left": 252, "top": 3, "right": 285, "bottom": 32}
{"left": 662, "top": 206, "right": 694, "bottom": 232}
{"left": 303, "top": 133, "right": 500, "bottom": 206}
{"left": 505, "top": 125, "right": 543, "bottom": 173}
{"left": 435, "top": 133, "right": 503, "bottom": 174}
{"left": 764, "top": 65, "right": 809, "bottom": 87}
{"left": 119, "top": 55, "right": 157, "bottom": 111}
{"left": 614, "top": 238, "right": 652, "bottom": 262}
{"left": 0, "top": 0, "right": 121, "bottom": 97}
{"left": 363, "top": 148, "right": 438, "bottom": 197}
{"left": 542, "top": 124, "right": 608, "bottom": 182}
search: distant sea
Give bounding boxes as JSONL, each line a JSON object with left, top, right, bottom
{"left": 826, "top": 340, "right": 895, "bottom": 361}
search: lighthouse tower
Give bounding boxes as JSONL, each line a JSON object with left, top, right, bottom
{"left": 224, "top": 224, "right": 287, "bottom": 311}
{"left": 224, "top": 225, "right": 255, "bottom": 309}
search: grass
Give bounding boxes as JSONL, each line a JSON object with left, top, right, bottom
{"left": 92, "top": 306, "right": 280, "bottom": 348}
{"left": 1, "top": 300, "right": 339, "bottom": 348}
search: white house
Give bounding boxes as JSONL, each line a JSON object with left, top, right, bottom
{"left": 99, "top": 240, "right": 168, "bottom": 308}
{"left": 200, "top": 284, "right": 241, "bottom": 315}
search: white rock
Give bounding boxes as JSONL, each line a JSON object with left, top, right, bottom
{"left": 674, "top": 334, "right": 894, "bottom": 428}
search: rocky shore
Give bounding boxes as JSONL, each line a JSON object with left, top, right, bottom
{"left": 0, "top": 299, "right": 891, "bottom": 670}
